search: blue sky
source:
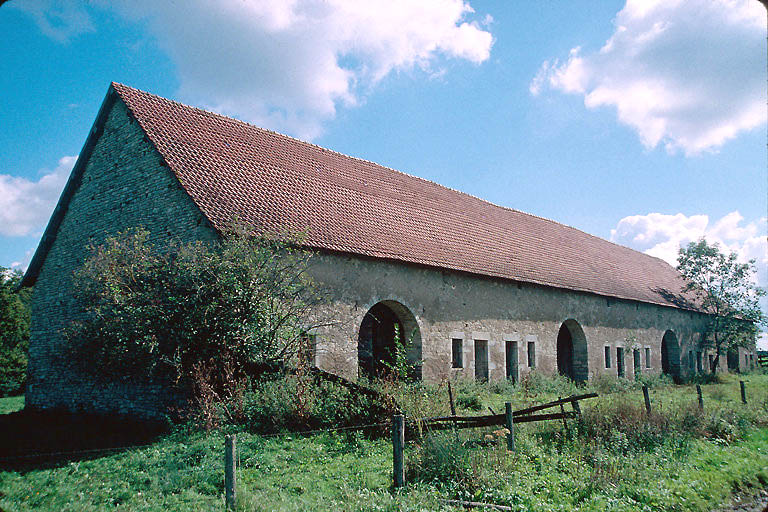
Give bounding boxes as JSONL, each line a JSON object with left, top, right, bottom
{"left": 1, "top": 1, "right": 766, "bottom": 344}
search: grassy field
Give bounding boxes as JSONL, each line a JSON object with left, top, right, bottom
{"left": 0, "top": 373, "right": 766, "bottom": 511}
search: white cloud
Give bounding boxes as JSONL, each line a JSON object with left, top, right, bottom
{"left": 0, "top": 156, "right": 76, "bottom": 237}
{"left": 611, "top": 211, "right": 767, "bottom": 276}
{"left": 531, "top": 0, "right": 766, "bottom": 155}
{"left": 612, "top": 210, "right": 768, "bottom": 347}
{"left": 17, "top": 0, "right": 493, "bottom": 139}
{"left": 10, "top": 0, "right": 94, "bottom": 42}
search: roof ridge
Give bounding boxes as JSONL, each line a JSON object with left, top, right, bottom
{"left": 110, "top": 82, "right": 667, "bottom": 269}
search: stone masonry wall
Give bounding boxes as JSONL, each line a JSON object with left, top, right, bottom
{"left": 26, "top": 98, "right": 217, "bottom": 419}
{"left": 307, "top": 252, "right": 717, "bottom": 383}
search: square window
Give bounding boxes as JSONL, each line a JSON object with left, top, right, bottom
{"left": 451, "top": 339, "right": 463, "bottom": 368}
{"left": 527, "top": 341, "right": 536, "bottom": 368}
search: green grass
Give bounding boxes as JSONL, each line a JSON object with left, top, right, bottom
{"left": 0, "top": 395, "right": 23, "bottom": 415}
{"left": 1, "top": 374, "right": 766, "bottom": 511}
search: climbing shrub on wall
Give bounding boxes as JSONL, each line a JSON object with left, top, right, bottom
{"left": 65, "top": 226, "right": 326, "bottom": 389}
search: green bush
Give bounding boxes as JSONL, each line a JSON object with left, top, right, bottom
{"left": 455, "top": 392, "right": 483, "bottom": 412}
{"left": 242, "top": 374, "right": 386, "bottom": 434}
{"left": 0, "top": 269, "right": 30, "bottom": 397}
{"left": 688, "top": 372, "right": 722, "bottom": 385}
{"left": 519, "top": 370, "right": 580, "bottom": 397}
{"left": 66, "top": 227, "right": 325, "bottom": 386}
{"left": 407, "top": 432, "right": 482, "bottom": 493}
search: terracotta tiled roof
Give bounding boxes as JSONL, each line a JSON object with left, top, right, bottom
{"left": 112, "top": 83, "right": 693, "bottom": 309}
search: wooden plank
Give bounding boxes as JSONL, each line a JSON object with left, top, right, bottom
{"left": 412, "top": 411, "right": 577, "bottom": 432}
{"left": 512, "top": 393, "right": 597, "bottom": 417}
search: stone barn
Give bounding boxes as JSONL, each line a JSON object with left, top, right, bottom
{"left": 21, "top": 83, "right": 755, "bottom": 418}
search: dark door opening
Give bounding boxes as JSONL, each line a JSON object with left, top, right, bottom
{"left": 661, "top": 330, "right": 681, "bottom": 381}
{"left": 505, "top": 340, "right": 518, "bottom": 382}
{"left": 557, "top": 324, "right": 575, "bottom": 380}
{"left": 617, "top": 347, "right": 625, "bottom": 377}
{"left": 475, "top": 340, "right": 489, "bottom": 382}
{"left": 633, "top": 349, "right": 641, "bottom": 377}
{"left": 357, "top": 303, "right": 403, "bottom": 379}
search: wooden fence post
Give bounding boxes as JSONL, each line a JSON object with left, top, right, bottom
{"left": 393, "top": 414, "right": 405, "bottom": 489}
{"left": 505, "top": 402, "right": 515, "bottom": 452}
{"left": 225, "top": 434, "right": 236, "bottom": 510}
{"left": 571, "top": 399, "right": 582, "bottom": 419}
{"left": 558, "top": 398, "right": 570, "bottom": 437}
{"left": 696, "top": 384, "right": 704, "bottom": 411}
{"left": 448, "top": 382, "right": 456, "bottom": 416}
{"left": 642, "top": 386, "right": 651, "bottom": 415}
{"left": 740, "top": 381, "right": 747, "bottom": 404}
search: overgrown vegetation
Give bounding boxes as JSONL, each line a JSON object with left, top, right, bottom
{"left": 64, "top": 227, "right": 333, "bottom": 427}
{"left": 67, "top": 227, "right": 324, "bottom": 381}
{"left": 0, "top": 268, "right": 31, "bottom": 397}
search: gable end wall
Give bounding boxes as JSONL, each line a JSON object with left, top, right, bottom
{"left": 26, "top": 98, "right": 217, "bottom": 418}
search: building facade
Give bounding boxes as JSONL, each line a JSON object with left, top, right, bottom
{"left": 21, "top": 84, "right": 755, "bottom": 418}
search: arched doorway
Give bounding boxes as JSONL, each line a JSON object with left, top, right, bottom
{"left": 357, "top": 300, "right": 422, "bottom": 380}
{"left": 556, "top": 319, "right": 589, "bottom": 383}
{"left": 661, "top": 330, "right": 681, "bottom": 381}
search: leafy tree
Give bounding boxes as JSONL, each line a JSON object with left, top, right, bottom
{"left": 65, "top": 227, "right": 327, "bottom": 389}
{"left": 0, "top": 268, "right": 31, "bottom": 396}
{"left": 677, "top": 239, "right": 766, "bottom": 372}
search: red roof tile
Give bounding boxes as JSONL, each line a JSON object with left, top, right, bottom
{"left": 112, "top": 83, "right": 694, "bottom": 309}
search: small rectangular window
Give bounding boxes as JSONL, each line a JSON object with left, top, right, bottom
{"left": 696, "top": 351, "right": 702, "bottom": 372}
{"left": 645, "top": 347, "right": 651, "bottom": 368}
{"left": 527, "top": 341, "right": 536, "bottom": 368}
{"left": 689, "top": 351, "right": 695, "bottom": 369}
{"left": 451, "top": 339, "right": 463, "bottom": 368}
{"left": 604, "top": 346, "right": 611, "bottom": 369}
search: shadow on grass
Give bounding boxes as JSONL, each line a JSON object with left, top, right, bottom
{"left": 0, "top": 408, "right": 169, "bottom": 472}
